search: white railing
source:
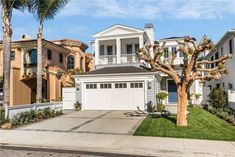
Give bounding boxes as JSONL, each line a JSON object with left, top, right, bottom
{"left": 121, "top": 54, "right": 138, "bottom": 63}
{"left": 98, "top": 55, "right": 117, "bottom": 64}
{"left": 5, "top": 102, "right": 63, "bottom": 119}
{"left": 228, "top": 90, "right": 235, "bottom": 110}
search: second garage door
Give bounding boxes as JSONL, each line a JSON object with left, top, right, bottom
{"left": 83, "top": 82, "right": 145, "bottom": 110}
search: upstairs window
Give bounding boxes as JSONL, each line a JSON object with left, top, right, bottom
{"left": 126, "top": 44, "right": 132, "bottom": 54}
{"left": 10, "top": 51, "right": 15, "bottom": 60}
{"left": 229, "top": 39, "right": 233, "bottom": 54}
{"left": 99, "top": 45, "right": 104, "bottom": 55}
{"left": 164, "top": 48, "right": 169, "bottom": 58}
{"left": 107, "top": 46, "right": 113, "bottom": 55}
{"left": 229, "top": 83, "right": 233, "bottom": 89}
{"left": 215, "top": 52, "right": 219, "bottom": 66}
{"left": 47, "top": 49, "right": 52, "bottom": 60}
{"left": 29, "top": 49, "right": 37, "bottom": 64}
{"left": 171, "top": 47, "right": 177, "bottom": 53}
{"left": 221, "top": 47, "right": 224, "bottom": 56}
{"left": 135, "top": 44, "right": 139, "bottom": 52}
{"left": 211, "top": 56, "right": 214, "bottom": 69}
{"left": 67, "top": 55, "right": 74, "bottom": 70}
{"left": 179, "top": 51, "right": 184, "bottom": 57}
{"left": 59, "top": 53, "right": 63, "bottom": 63}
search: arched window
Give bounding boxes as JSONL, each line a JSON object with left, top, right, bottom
{"left": 29, "top": 49, "right": 37, "bottom": 64}
{"left": 67, "top": 55, "right": 75, "bottom": 70}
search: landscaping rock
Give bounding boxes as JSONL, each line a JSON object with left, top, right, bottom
{"left": 1, "top": 122, "right": 12, "bottom": 129}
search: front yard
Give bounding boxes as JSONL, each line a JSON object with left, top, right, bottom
{"left": 134, "top": 107, "right": 235, "bottom": 141}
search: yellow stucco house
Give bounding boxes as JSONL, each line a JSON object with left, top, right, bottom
{"left": 0, "top": 35, "right": 93, "bottom": 106}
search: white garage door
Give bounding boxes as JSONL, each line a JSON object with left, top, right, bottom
{"left": 83, "top": 82, "right": 145, "bottom": 110}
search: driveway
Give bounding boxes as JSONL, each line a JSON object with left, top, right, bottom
{"left": 18, "top": 110, "right": 146, "bottom": 135}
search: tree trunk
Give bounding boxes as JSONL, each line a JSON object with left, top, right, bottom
{"left": 176, "top": 88, "right": 188, "bottom": 126}
{"left": 2, "top": 6, "right": 12, "bottom": 107}
{"left": 36, "top": 21, "right": 43, "bottom": 103}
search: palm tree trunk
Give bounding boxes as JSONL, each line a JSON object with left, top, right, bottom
{"left": 176, "top": 87, "right": 188, "bottom": 126}
{"left": 2, "top": 6, "right": 12, "bottom": 107}
{"left": 36, "top": 21, "right": 43, "bottom": 103}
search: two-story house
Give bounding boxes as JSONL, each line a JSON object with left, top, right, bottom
{"left": 203, "top": 29, "right": 235, "bottom": 108}
{"left": 0, "top": 35, "right": 92, "bottom": 106}
{"left": 73, "top": 24, "right": 203, "bottom": 111}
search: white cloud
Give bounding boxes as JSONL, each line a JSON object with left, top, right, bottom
{"left": 57, "top": 0, "right": 235, "bottom": 19}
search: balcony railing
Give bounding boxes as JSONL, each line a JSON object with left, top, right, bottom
{"left": 121, "top": 53, "right": 138, "bottom": 63}
{"left": 98, "top": 55, "right": 117, "bottom": 65}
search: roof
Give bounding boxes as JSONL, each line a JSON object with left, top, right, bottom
{"left": 158, "top": 37, "right": 184, "bottom": 41}
{"left": 77, "top": 66, "right": 153, "bottom": 76}
{"left": 50, "top": 39, "right": 88, "bottom": 50}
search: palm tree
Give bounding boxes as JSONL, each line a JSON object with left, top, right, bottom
{"left": 29, "top": 0, "right": 69, "bottom": 103}
{"left": 1, "top": 0, "right": 29, "bottom": 107}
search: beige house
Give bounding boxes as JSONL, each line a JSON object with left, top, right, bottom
{"left": 0, "top": 36, "right": 92, "bottom": 106}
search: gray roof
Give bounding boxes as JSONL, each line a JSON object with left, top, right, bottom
{"left": 79, "top": 66, "right": 152, "bottom": 75}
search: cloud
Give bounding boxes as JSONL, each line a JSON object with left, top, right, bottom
{"left": 58, "top": 0, "right": 235, "bottom": 20}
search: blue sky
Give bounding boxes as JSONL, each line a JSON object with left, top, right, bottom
{"left": 1, "top": 0, "right": 235, "bottom": 52}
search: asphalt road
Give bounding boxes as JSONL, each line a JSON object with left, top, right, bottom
{"left": 0, "top": 146, "right": 152, "bottom": 157}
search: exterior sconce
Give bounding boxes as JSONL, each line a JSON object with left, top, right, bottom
{"left": 148, "top": 81, "right": 152, "bottom": 89}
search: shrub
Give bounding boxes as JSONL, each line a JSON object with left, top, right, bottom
{"left": 156, "top": 92, "right": 168, "bottom": 106}
{"left": 209, "top": 87, "right": 227, "bottom": 109}
{"left": 74, "top": 101, "right": 81, "bottom": 111}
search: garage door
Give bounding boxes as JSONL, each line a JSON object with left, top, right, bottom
{"left": 83, "top": 82, "right": 145, "bottom": 110}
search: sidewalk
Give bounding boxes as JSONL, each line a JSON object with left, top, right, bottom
{"left": 1, "top": 130, "right": 235, "bottom": 157}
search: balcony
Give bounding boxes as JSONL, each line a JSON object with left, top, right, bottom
{"left": 121, "top": 53, "right": 138, "bottom": 63}
{"left": 98, "top": 55, "right": 117, "bottom": 65}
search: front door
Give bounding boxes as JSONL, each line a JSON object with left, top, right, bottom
{"left": 167, "top": 80, "right": 177, "bottom": 103}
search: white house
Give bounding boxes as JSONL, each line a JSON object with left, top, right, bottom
{"left": 203, "top": 29, "right": 235, "bottom": 109}
{"left": 71, "top": 24, "right": 203, "bottom": 111}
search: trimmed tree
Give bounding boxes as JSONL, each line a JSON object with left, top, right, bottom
{"left": 137, "top": 36, "right": 231, "bottom": 126}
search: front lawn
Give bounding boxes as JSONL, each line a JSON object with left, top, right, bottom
{"left": 134, "top": 107, "right": 235, "bottom": 141}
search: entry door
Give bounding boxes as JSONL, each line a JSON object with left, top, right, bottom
{"left": 167, "top": 80, "right": 177, "bottom": 103}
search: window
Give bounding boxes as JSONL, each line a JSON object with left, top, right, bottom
{"left": 29, "top": 49, "right": 37, "bottom": 64}
{"left": 115, "top": 83, "right": 127, "bottom": 88}
{"left": 67, "top": 55, "right": 74, "bottom": 70}
{"left": 229, "top": 39, "right": 233, "bottom": 54}
{"left": 211, "top": 56, "right": 214, "bottom": 68}
{"left": 216, "top": 83, "right": 220, "bottom": 88}
{"left": 100, "top": 83, "right": 112, "bottom": 89}
{"left": 229, "top": 83, "right": 233, "bottom": 89}
{"left": 86, "top": 84, "right": 97, "bottom": 89}
{"left": 126, "top": 44, "right": 132, "bottom": 54}
{"left": 215, "top": 52, "right": 219, "bottom": 66}
{"left": 179, "top": 51, "right": 184, "bottom": 57}
{"left": 221, "top": 47, "right": 224, "bottom": 56}
{"left": 10, "top": 51, "right": 15, "bottom": 60}
{"left": 59, "top": 53, "right": 63, "bottom": 63}
{"left": 107, "top": 46, "right": 113, "bottom": 55}
{"left": 100, "top": 45, "right": 104, "bottom": 55}
{"left": 135, "top": 44, "right": 139, "bottom": 52}
{"left": 47, "top": 49, "right": 52, "bottom": 60}
{"left": 208, "top": 85, "right": 212, "bottom": 90}
{"left": 164, "top": 48, "right": 168, "bottom": 58}
{"left": 130, "top": 82, "right": 143, "bottom": 88}
{"left": 171, "top": 47, "right": 177, "bottom": 53}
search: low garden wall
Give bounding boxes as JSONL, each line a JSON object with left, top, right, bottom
{"left": 5, "top": 102, "right": 63, "bottom": 119}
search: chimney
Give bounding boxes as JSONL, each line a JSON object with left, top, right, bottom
{"left": 144, "top": 23, "right": 154, "bottom": 45}
{"left": 21, "top": 34, "right": 32, "bottom": 40}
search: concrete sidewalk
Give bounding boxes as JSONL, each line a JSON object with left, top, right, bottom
{"left": 1, "top": 130, "right": 235, "bottom": 157}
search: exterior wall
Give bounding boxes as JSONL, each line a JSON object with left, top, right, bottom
{"left": 204, "top": 32, "right": 235, "bottom": 93}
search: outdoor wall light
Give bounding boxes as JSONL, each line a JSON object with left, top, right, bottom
{"left": 148, "top": 81, "right": 152, "bottom": 89}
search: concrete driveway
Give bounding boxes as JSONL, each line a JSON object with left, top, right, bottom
{"left": 18, "top": 110, "right": 146, "bottom": 135}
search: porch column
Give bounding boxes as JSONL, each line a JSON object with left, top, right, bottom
{"left": 139, "top": 35, "right": 143, "bottom": 48}
{"left": 94, "top": 40, "right": 99, "bottom": 65}
{"left": 116, "top": 38, "right": 121, "bottom": 64}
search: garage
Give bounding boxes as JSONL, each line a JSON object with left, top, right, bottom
{"left": 83, "top": 82, "right": 145, "bottom": 110}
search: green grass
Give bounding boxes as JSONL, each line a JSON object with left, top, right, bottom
{"left": 134, "top": 107, "right": 235, "bottom": 141}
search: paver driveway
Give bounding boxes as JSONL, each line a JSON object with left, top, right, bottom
{"left": 18, "top": 110, "right": 146, "bottom": 135}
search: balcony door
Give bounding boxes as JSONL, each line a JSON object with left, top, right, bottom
{"left": 107, "top": 46, "right": 113, "bottom": 55}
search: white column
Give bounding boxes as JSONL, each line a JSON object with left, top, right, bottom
{"left": 116, "top": 38, "right": 121, "bottom": 64}
{"left": 132, "top": 43, "right": 135, "bottom": 53}
{"left": 139, "top": 35, "right": 143, "bottom": 48}
{"left": 112, "top": 45, "right": 115, "bottom": 55}
{"left": 94, "top": 40, "right": 99, "bottom": 65}
{"left": 104, "top": 45, "right": 107, "bottom": 55}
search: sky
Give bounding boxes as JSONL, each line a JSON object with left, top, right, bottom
{"left": 1, "top": 0, "right": 235, "bottom": 52}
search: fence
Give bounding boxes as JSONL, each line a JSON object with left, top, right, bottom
{"left": 228, "top": 90, "right": 235, "bottom": 110}
{"left": 5, "top": 102, "right": 63, "bottom": 119}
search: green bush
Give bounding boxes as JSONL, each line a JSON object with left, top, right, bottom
{"left": 209, "top": 87, "right": 227, "bottom": 109}
{"left": 74, "top": 101, "right": 81, "bottom": 111}
{"left": 11, "top": 108, "right": 62, "bottom": 127}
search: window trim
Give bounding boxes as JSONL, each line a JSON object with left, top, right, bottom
{"left": 67, "top": 55, "right": 75, "bottom": 70}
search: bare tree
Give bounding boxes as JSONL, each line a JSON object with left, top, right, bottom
{"left": 137, "top": 36, "right": 231, "bottom": 126}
